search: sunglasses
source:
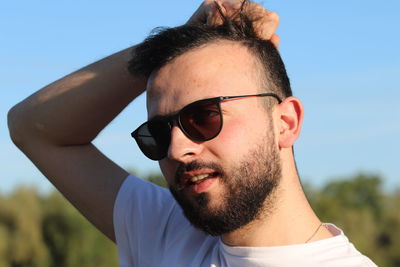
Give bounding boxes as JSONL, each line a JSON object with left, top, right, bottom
{"left": 131, "top": 92, "right": 282, "bottom": 160}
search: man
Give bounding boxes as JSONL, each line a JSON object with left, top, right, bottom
{"left": 8, "top": 0, "right": 376, "bottom": 266}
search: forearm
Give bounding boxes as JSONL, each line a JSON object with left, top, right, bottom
{"left": 8, "top": 46, "right": 145, "bottom": 147}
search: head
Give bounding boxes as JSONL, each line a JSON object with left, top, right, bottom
{"left": 129, "top": 6, "right": 292, "bottom": 103}
{"left": 129, "top": 3, "right": 303, "bottom": 236}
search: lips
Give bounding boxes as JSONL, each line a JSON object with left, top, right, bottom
{"left": 190, "top": 173, "right": 213, "bottom": 183}
{"left": 178, "top": 170, "right": 219, "bottom": 193}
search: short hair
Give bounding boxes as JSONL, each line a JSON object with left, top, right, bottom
{"left": 128, "top": 2, "right": 292, "bottom": 101}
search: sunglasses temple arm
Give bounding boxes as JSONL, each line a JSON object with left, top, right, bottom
{"left": 220, "top": 93, "right": 282, "bottom": 103}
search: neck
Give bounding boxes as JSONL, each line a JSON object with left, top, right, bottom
{"left": 221, "top": 153, "right": 332, "bottom": 247}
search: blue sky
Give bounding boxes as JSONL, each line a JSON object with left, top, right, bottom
{"left": 1, "top": 0, "right": 399, "bottom": 193}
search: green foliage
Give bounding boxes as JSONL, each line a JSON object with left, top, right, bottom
{"left": 0, "top": 173, "right": 398, "bottom": 266}
{"left": 306, "top": 173, "right": 400, "bottom": 267}
{"left": 0, "top": 187, "right": 50, "bottom": 267}
{"left": 144, "top": 172, "right": 168, "bottom": 188}
{"left": 41, "top": 192, "right": 118, "bottom": 267}
{"left": 0, "top": 188, "right": 118, "bottom": 267}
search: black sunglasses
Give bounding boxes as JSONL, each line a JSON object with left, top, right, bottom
{"left": 131, "top": 93, "right": 282, "bottom": 160}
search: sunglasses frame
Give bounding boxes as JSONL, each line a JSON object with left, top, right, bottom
{"left": 131, "top": 92, "right": 282, "bottom": 160}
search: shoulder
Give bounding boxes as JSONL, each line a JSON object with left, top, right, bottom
{"left": 114, "top": 174, "right": 219, "bottom": 266}
{"left": 308, "top": 223, "right": 378, "bottom": 267}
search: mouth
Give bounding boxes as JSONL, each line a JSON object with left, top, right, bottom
{"left": 188, "top": 172, "right": 218, "bottom": 183}
{"left": 178, "top": 171, "right": 220, "bottom": 193}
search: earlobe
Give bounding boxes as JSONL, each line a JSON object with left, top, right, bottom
{"left": 277, "top": 97, "right": 304, "bottom": 149}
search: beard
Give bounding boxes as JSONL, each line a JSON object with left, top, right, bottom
{"left": 169, "top": 132, "right": 282, "bottom": 236}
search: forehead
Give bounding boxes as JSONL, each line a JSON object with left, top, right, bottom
{"left": 146, "top": 40, "right": 262, "bottom": 117}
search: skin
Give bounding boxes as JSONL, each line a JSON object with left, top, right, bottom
{"left": 7, "top": 0, "right": 331, "bottom": 248}
{"left": 7, "top": 48, "right": 137, "bottom": 242}
{"left": 148, "top": 41, "right": 273, "bottom": 211}
{"left": 188, "top": 0, "right": 280, "bottom": 47}
{"left": 148, "top": 40, "right": 333, "bottom": 246}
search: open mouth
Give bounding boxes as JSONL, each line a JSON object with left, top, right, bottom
{"left": 175, "top": 166, "right": 222, "bottom": 193}
{"left": 176, "top": 171, "right": 220, "bottom": 194}
{"left": 188, "top": 172, "right": 219, "bottom": 184}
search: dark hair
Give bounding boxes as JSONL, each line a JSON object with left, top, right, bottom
{"left": 129, "top": 2, "right": 292, "bottom": 100}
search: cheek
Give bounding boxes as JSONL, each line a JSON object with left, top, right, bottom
{"left": 207, "top": 111, "right": 271, "bottom": 158}
{"left": 207, "top": 118, "right": 250, "bottom": 160}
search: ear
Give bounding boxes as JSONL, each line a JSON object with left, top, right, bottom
{"left": 276, "top": 97, "right": 304, "bottom": 149}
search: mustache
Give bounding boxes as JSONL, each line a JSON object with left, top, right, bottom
{"left": 174, "top": 161, "right": 224, "bottom": 191}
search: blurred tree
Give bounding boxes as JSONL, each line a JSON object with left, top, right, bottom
{"left": 145, "top": 172, "right": 168, "bottom": 188}
{"left": 42, "top": 191, "right": 118, "bottom": 267}
{"left": 306, "top": 173, "right": 395, "bottom": 267}
{"left": 0, "top": 172, "right": 398, "bottom": 266}
{"left": 376, "top": 189, "right": 400, "bottom": 266}
{"left": 0, "top": 194, "right": 9, "bottom": 267}
{"left": 0, "top": 188, "right": 50, "bottom": 267}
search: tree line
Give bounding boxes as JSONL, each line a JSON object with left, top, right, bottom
{"left": 0, "top": 173, "right": 399, "bottom": 267}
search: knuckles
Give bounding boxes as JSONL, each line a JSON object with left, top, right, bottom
{"left": 189, "top": 0, "right": 280, "bottom": 41}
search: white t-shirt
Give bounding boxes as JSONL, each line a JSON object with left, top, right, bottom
{"left": 114, "top": 175, "right": 377, "bottom": 267}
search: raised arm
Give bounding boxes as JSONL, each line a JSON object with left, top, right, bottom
{"left": 7, "top": 47, "right": 144, "bottom": 242}
{"left": 7, "top": 0, "right": 280, "bottom": 243}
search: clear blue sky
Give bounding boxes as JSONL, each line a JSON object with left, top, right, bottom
{"left": 1, "top": 0, "right": 399, "bottom": 194}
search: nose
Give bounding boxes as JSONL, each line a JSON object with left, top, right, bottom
{"left": 167, "top": 125, "right": 204, "bottom": 162}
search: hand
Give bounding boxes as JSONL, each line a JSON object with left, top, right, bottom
{"left": 187, "top": 0, "right": 280, "bottom": 47}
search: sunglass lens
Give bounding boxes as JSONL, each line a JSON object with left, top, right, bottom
{"left": 180, "top": 101, "right": 222, "bottom": 140}
{"left": 134, "top": 120, "right": 170, "bottom": 160}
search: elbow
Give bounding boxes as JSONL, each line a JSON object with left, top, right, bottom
{"left": 7, "top": 105, "right": 29, "bottom": 148}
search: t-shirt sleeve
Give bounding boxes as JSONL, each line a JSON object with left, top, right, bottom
{"left": 113, "top": 174, "right": 188, "bottom": 266}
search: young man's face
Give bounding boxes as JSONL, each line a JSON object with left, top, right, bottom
{"left": 146, "top": 40, "right": 282, "bottom": 235}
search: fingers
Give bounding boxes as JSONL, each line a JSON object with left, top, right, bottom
{"left": 242, "top": 1, "right": 280, "bottom": 41}
{"left": 219, "top": 0, "right": 244, "bottom": 19}
{"left": 187, "top": 0, "right": 280, "bottom": 46}
{"left": 223, "top": 1, "right": 280, "bottom": 44}
{"left": 187, "top": 0, "right": 219, "bottom": 25}
{"left": 206, "top": 1, "right": 226, "bottom": 27}
{"left": 270, "top": 34, "right": 280, "bottom": 48}
{"left": 187, "top": 0, "right": 242, "bottom": 26}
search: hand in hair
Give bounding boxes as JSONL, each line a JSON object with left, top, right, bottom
{"left": 187, "top": 0, "right": 280, "bottom": 47}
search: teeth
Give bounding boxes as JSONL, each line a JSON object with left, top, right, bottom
{"left": 190, "top": 174, "right": 210, "bottom": 183}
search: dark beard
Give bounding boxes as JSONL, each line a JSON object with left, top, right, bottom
{"left": 169, "top": 136, "right": 282, "bottom": 236}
